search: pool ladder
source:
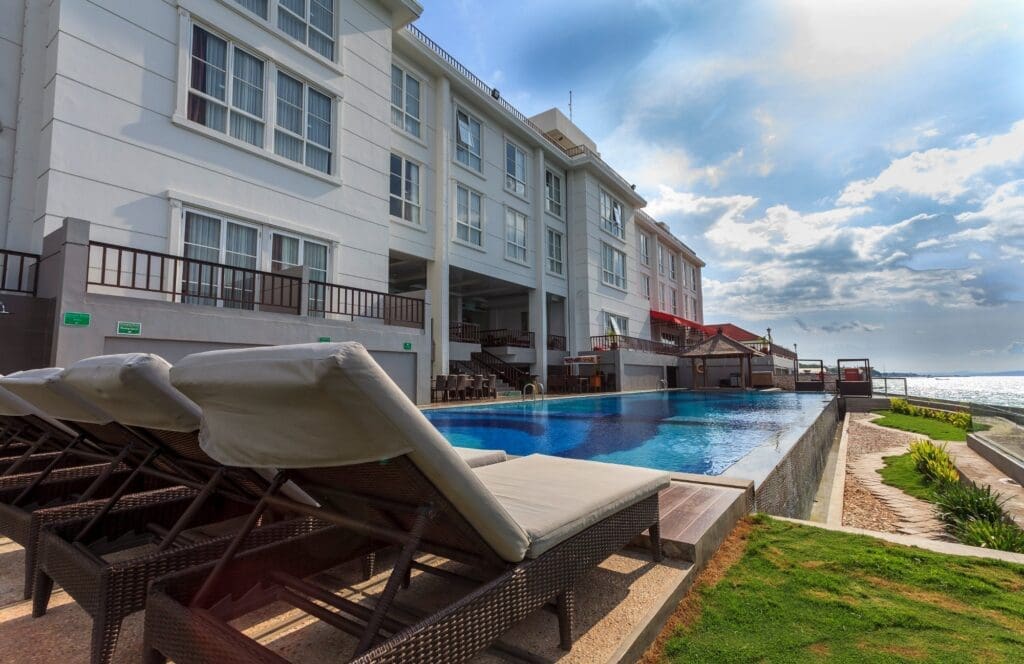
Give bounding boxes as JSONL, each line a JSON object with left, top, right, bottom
{"left": 522, "top": 382, "right": 545, "bottom": 401}
{"left": 658, "top": 379, "right": 667, "bottom": 390}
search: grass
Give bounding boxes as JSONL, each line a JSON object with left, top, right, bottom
{"left": 872, "top": 410, "right": 989, "bottom": 441}
{"left": 660, "top": 515, "right": 1024, "bottom": 663}
{"left": 878, "top": 452, "right": 937, "bottom": 502}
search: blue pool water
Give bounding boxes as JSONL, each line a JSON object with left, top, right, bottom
{"left": 424, "top": 391, "right": 829, "bottom": 475}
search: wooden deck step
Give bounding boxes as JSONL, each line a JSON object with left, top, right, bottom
{"left": 653, "top": 480, "right": 751, "bottom": 565}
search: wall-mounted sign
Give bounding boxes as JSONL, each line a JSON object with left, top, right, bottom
{"left": 403, "top": 342, "right": 413, "bottom": 351}
{"left": 116, "top": 321, "right": 142, "bottom": 336}
{"left": 62, "top": 311, "right": 91, "bottom": 327}
{"left": 563, "top": 355, "right": 599, "bottom": 364}
{"left": 318, "top": 336, "right": 331, "bottom": 342}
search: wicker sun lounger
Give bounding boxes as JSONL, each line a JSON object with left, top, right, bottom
{"left": 142, "top": 342, "right": 668, "bottom": 664}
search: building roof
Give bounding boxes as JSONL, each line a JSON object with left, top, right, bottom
{"left": 680, "top": 333, "right": 766, "bottom": 358}
{"left": 702, "top": 323, "right": 762, "bottom": 343}
{"left": 650, "top": 310, "right": 710, "bottom": 333}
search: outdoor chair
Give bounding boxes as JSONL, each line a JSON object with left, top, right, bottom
{"left": 472, "top": 374, "right": 484, "bottom": 399}
{"left": 142, "top": 342, "right": 668, "bottom": 664}
{"left": 432, "top": 374, "right": 447, "bottom": 402}
{"left": 445, "top": 374, "right": 459, "bottom": 401}
{"left": 488, "top": 373, "right": 498, "bottom": 398}
{"left": 456, "top": 373, "right": 470, "bottom": 400}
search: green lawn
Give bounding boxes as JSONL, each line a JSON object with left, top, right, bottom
{"left": 872, "top": 410, "right": 988, "bottom": 441}
{"left": 878, "top": 453, "right": 937, "bottom": 502}
{"left": 662, "top": 516, "right": 1024, "bottom": 663}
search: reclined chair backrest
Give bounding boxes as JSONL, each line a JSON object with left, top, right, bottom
{"left": 171, "top": 342, "right": 532, "bottom": 563}
{"left": 0, "top": 378, "right": 75, "bottom": 446}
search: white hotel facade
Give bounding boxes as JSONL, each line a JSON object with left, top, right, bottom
{"left": 0, "top": 0, "right": 705, "bottom": 403}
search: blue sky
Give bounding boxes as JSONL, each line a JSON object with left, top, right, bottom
{"left": 415, "top": 0, "right": 1024, "bottom": 373}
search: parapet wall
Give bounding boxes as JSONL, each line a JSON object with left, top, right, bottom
{"left": 754, "top": 398, "right": 840, "bottom": 518}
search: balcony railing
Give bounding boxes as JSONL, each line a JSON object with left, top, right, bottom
{"left": 590, "top": 334, "right": 684, "bottom": 356}
{"left": 449, "top": 321, "right": 481, "bottom": 343}
{"left": 1, "top": 249, "right": 39, "bottom": 295}
{"left": 481, "top": 328, "right": 534, "bottom": 349}
{"left": 309, "top": 282, "right": 424, "bottom": 328}
{"left": 87, "top": 242, "right": 424, "bottom": 328}
{"left": 547, "top": 334, "right": 566, "bottom": 351}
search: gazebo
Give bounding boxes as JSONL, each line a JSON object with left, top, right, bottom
{"left": 680, "top": 330, "right": 765, "bottom": 389}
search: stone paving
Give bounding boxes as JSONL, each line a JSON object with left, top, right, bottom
{"left": 949, "top": 444, "right": 1024, "bottom": 528}
{"left": 843, "top": 414, "right": 951, "bottom": 539}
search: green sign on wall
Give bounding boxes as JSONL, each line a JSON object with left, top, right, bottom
{"left": 116, "top": 321, "right": 142, "bottom": 336}
{"left": 403, "top": 342, "right": 413, "bottom": 351}
{"left": 62, "top": 311, "right": 91, "bottom": 327}
{"left": 318, "top": 336, "right": 332, "bottom": 342}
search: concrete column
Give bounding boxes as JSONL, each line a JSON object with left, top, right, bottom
{"left": 427, "top": 76, "right": 452, "bottom": 377}
{"left": 39, "top": 218, "right": 104, "bottom": 366}
{"left": 529, "top": 147, "right": 547, "bottom": 381}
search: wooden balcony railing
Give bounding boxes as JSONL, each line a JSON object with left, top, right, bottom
{"left": 449, "top": 321, "right": 481, "bottom": 343}
{"left": 0, "top": 249, "right": 39, "bottom": 295}
{"left": 547, "top": 334, "right": 566, "bottom": 351}
{"left": 481, "top": 328, "right": 534, "bottom": 348}
{"left": 590, "top": 334, "right": 683, "bottom": 356}
{"left": 87, "top": 242, "right": 424, "bottom": 327}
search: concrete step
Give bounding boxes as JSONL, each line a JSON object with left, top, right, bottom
{"left": 650, "top": 480, "right": 751, "bottom": 566}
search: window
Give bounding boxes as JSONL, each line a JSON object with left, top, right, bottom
{"left": 669, "top": 253, "right": 677, "bottom": 280}
{"left": 505, "top": 141, "right": 526, "bottom": 195}
{"left": 657, "top": 244, "right": 665, "bottom": 274}
{"left": 660, "top": 283, "right": 666, "bottom": 309}
{"left": 641, "top": 274, "right": 650, "bottom": 299}
{"left": 505, "top": 209, "right": 528, "bottom": 263}
{"left": 455, "top": 185, "right": 482, "bottom": 245}
{"left": 274, "top": 71, "right": 333, "bottom": 174}
{"left": 188, "top": 26, "right": 265, "bottom": 147}
{"left": 455, "top": 109, "right": 482, "bottom": 171}
{"left": 670, "top": 288, "right": 678, "bottom": 315}
{"left": 545, "top": 171, "right": 562, "bottom": 216}
{"left": 182, "top": 210, "right": 259, "bottom": 308}
{"left": 546, "top": 228, "right": 563, "bottom": 275}
{"left": 279, "top": 0, "right": 335, "bottom": 59}
{"left": 605, "top": 312, "right": 628, "bottom": 337}
{"left": 639, "top": 233, "right": 650, "bottom": 265}
{"left": 391, "top": 64, "right": 421, "bottom": 137}
{"left": 600, "top": 190, "right": 624, "bottom": 239}
{"left": 271, "top": 231, "right": 328, "bottom": 312}
{"left": 601, "top": 243, "right": 626, "bottom": 289}
{"left": 233, "top": 0, "right": 268, "bottom": 18}
{"left": 389, "top": 153, "right": 421, "bottom": 224}
{"left": 689, "top": 265, "right": 697, "bottom": 288}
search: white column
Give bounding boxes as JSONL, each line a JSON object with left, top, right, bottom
{"left": 529, "top": 147, "right": 547, "bottom": 381}
{"left": 427, "top": 76, "right": 452, "bottom": 377}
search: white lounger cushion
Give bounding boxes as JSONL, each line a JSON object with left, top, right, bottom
{"left": 0, "top": 377, "right": 37, "bottom": 417}
{"left": 456, "top": 448, "right": 507, "bottom": 468}
{"left": 474, "top": 455, "right": 669, "bottom": 558}
{"left": 0, "top": 368, "right": 113, "bottom": 424}
{"left": 171, "top": 342, "right": 532, "bottom": 562}
{"left": 61, "top": 354, "right": 201, "bottom": 432}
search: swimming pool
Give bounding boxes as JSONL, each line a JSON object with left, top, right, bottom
{"left": 424, "top": 390, "right": 829, "bottom": 476}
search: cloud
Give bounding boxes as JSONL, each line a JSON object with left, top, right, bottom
{"left": 794, "top": 319, "right": 883, "bottom": 334}
{"left": 704, "top": 203, "right": 872, "bottom": 255}
{"left": 1008, "top": 341, "right": 1024, "bottom": 355}
{"left": 951, "top": 179, "right": 1024, "bottom": 243}
{"left": 838, "top": 120, "right": 1024, "bottom": 205}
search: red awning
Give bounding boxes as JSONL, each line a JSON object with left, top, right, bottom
{"left": 650, "top": 310, "right": 709, "bottom": 333}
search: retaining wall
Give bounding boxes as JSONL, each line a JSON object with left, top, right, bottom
{"left": 754, "top": 398, "right": 841, "bottom": 518}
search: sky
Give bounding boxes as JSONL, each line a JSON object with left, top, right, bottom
{"left": 414, "top": 0, "right": 1024, "bottom": 374}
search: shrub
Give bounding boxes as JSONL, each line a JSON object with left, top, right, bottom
{"left": 889, "top": 398, "right": 973, "bottom": 431}
{"left": 909, "top": 439, "right": 957, "bottom": 485}
{"left": 934, "top": 482, "right": 1008, "bottom": 527}
{"left": 954, "top": 519, "right": 1024, "bottom": 553}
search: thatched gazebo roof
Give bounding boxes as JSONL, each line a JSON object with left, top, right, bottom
{"left": 680, "top": 332, "right": 766, "bottom": 359}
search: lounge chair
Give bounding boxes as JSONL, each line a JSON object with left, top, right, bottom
{"left": 143, "top": 342, "right": 667, "bottom": 664}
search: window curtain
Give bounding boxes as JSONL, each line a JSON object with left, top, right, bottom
{"left": 272, "top": 234, "right": 299, "bottom": 272}
{"left": 275, "top": 73, "right": 304, "bottom": 163}
{"left": 230, "top": 49, "right": 265, "bottom": 147}
{"left": 223, "top": 223, "right": 257, "bottom": 308}
{"left": 391, "top": 65, "right": 404, "bottom": 126}
{"left": 305, "top": 88, "right": 332, "bottom": 173}
{"left": 404, "top": 161, "right": 420, "bottom": 222}
{"left": 183, "top": 212, "right": 220, "bottom": 304}
{"left": 235, "top": 0, "right": 268, "bottom": 19}
{"left": 404, "top": 75, "right": 420, "bottom": 135}
{"left": 188, "top": 27, "right": 227, "bottom": 131}
{"left": 309, "top": 0, "right": 335, "bottom": 59}
{"left": 389, "top": 154, "right": 404, "bottom": 218}
{"left": 278, "top": 0, "right": 307, "bottom": 42}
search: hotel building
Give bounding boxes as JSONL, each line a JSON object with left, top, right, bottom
{"left": 0, "top": 0, "right": 706, "bottom": 403}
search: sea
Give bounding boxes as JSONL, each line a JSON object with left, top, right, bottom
{"left": 875, "top": 376, "right": 1024, "bottom": 409}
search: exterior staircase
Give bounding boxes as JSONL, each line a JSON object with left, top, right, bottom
{"left": 449, "top": 360, "right": 514, "bottom": 393}
{"left": 450, "top": 351, "right": 531, "bottom": 392}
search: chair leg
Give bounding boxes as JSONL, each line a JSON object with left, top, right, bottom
{"left": 649, "top": 522, "right": 663, "bottom": 563}
{"left": 32, "top": 570, "right": 54, "bottom": 617}
{"left": 91, "top": 610, "right": 122, "bottom": 664}
{"left": 556, "top": 589, "right": 575, "bottom": 651}
{"left": 361, "top": 553, "right": 376, "bottom": 580}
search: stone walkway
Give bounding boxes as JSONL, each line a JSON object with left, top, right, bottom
{"left": 949, "top": 444, "right": 1024, "bottom": 528}
{"left": 843, "top": 414, "right": 950, "bottom": 539}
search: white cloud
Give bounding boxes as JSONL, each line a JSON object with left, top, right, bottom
{"left": 704, "top": 203, "right": 871, "bottom": 254}
{"left": 645, "top": 186, "right": 757, "bottom": 221}
{"left": 838, "top": 120, "right": 1024, "bottom": 205}
{"left": 968, "top": 251, "right": 982, "bottom": 260}
{"left": 950, "top": 179, "right": 1024, "bottom": 242}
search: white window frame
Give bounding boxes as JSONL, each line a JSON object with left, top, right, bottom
{"left": 273, "top": 69, "right": 334, "bottom": 174}
{"left": 669, "top": 253, "right": 677, "bottom": 280}
{"left": 391, "top": 63, "right": 421, "bottom": 138}
{"left": 269, "top": 229, "right": 329, "bottom": 280}
{"left": 670, "top": 288, "right": 678, "bottom": 315}
{"left": 228, "top": 0, "right": 339, "bottom": 65}
{"left": 657, "top": 244, "right": 665, "bottom": 275}
{"left": 641, "top": 274, "right": 650, "bottom": 299}
{"left": 455, "top": 107, "right": 482, "bottom": 172}
{"left": 601, "top": 242, "right": 627, "bottom": 290}
{"left": 389, "top": 153, "right": 421, "bottom": 225}
{"left": 546, "top": 228, "right": 563, "bottom": 276}
{"left": 505, "top": 139, "right": 527, "bottom": 197}
{"left": 545, "top": 170, "right": 563, "bottom": 217}
{"left": 689, "top": 265, "right": 697, "bottom": 289}
{"left": 600, "top": 189, "right": 624, "bottom": 240}
{"left": 604, "top": 312, "right": 629, "bottom": 337}
{"left": 639, "top": 233, "right": 650, "bottom": 265}
{"left": 505, "top": 208, "right": 528, "bottom": 264}
{"left": 455, "top": 184, "right": 483, "bottom": 247}
{"left": 660, "top": 283, "right": 666, "bottom": 309}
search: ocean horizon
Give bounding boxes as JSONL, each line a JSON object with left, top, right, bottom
{"left": 875, "top": 375, "right": 1024, "bottom": 409}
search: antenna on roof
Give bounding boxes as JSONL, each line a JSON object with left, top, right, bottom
{"left": 568, "top": 90, "right": 573, "bottom": 121}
